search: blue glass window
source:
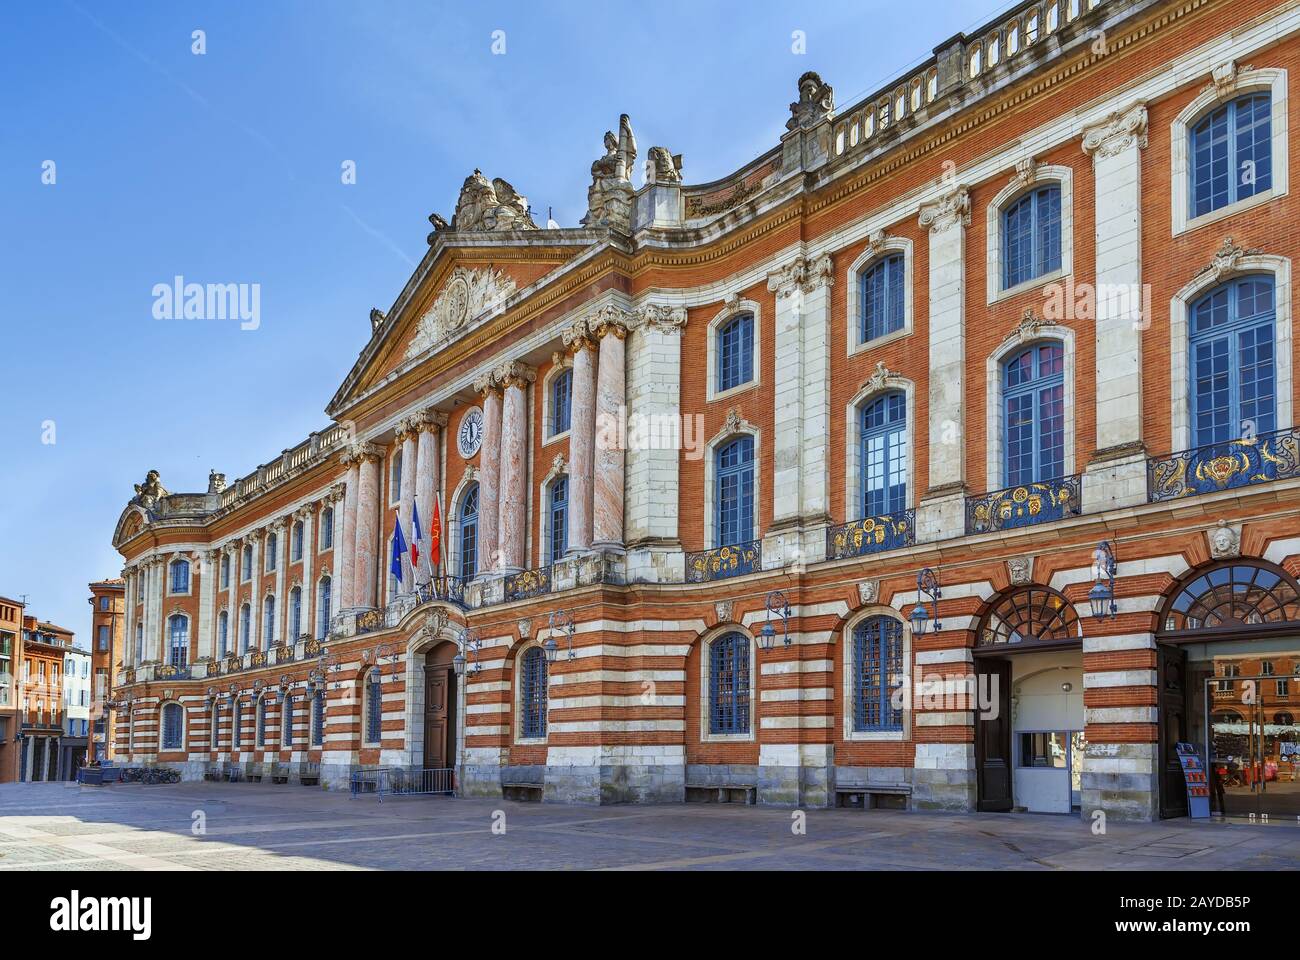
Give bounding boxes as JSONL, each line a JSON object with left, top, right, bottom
{"left": 709, "top": 632, "right": 750, "bottom": 735}
{"left": 312, "top": 689, "right": 325, "bottom": 746}
{"left": 291, "top": 521, "right": 303, "bottom": 561}
{"left": 289, "top": 587, "right": 302, "bottom": 640}
{"left": 317, "top": 577, "right": 332, "bottom": 640}
{"left": 282, "top": 693, "right": 293, "bottom": 746}
{"left": 551, "top": 368, "right": 573, "bottom": 436}
{"left": 717, "top": 313, "right": 754, "bottom": 392}
{"left": 1191, "top": 94, "right": 1272, "bottom": 219}
{"left": 218, "top": 611, "right": 229, "bottom": 658}
{"left": 1191, "top": 275, "right": 1276, "bottom": 447}
{"left": 549, "top": 477, "right": 568, "bottom": 563}
{"left": 167, "top": 615, "right": 188, "bottom": 667}
{"left": 239, "top": 604, "right": 250, "bottom": 652}
{"left": 257, "top": 697, "right": 268, "bottom": 746}
{"left": 1003, "top": 342, "right": 1065, "bottom": 487}
{"left": 262, "top": 596, "right": 275, "bottom": 649}
{"left": 161, "top": 703, "right": 183, "bottom": 750}
{"left": 460, "top": 484, "right": 479, "bottom": 580}
{"left": 366, "top": 670, "right": 382, "bottom": 743}
{"left": 520, "top": 647, "right": 548, "bottom": 739}
{"left": 220, "top": 554, "right": 230, "bottom": 589}
{"left": 241, "top": 546, "right": 252, "bottom": 581}
{"left": 853, "top": 617, "right": 904, "bottom": 732}
{"left": 860, "top": 393, "right": 907, "bottom": 516}
{"left": 715, "top": 435, "right": 755, "bottom": 547}
{"left": 1003, "top": 185, "right": 1062, "bottom": 289}
{"left": 860, "top": 253, "right": 906, "bottom": 343}
{"left": 321, "top": 508, "right": 334, "bottom": 549}
{"left": 169, "top": 559, "right": 189, "bottom": 594}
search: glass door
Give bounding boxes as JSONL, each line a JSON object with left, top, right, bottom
{"left": 1207, "top": 674, "right": 1300, "bottom": 822}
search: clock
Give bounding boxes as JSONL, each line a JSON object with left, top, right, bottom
{"left": 457, "top": 406, "right": 484, "bottom": 459}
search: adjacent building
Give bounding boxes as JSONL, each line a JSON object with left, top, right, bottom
{"left": 18, "top": 617, "right": 75, "bottom": 781}
{"left": 87, "top": 579, "right": 125, "bottom": 762}
{"left": 0, "top": 597, "right": 23, "bottom": 782}
{"left": 109, "top": 0, "right": 1300, "bottom": 822}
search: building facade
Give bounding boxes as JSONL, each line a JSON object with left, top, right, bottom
{"left": 63, "top": 647, "right": 90, "bottom": 773}
{"left": 111, "top": 0, "right": 1300, "bottom": 822}
{"left": 18, "top": 617, "right": 75, "bottom": 781}
{"left": 0, "top": 597, "right": 24, "bottom": 782}
{"left": 87, "top": 579, "right": 124, "bottom": 762}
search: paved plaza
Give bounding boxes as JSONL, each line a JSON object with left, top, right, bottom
{"left": 0, "top": 782, "right": 1297, "bottom": 871}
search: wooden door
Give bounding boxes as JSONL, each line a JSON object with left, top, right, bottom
{"left": 1157, "top": 644, "right": 1189, "bottom": 819}
{"left": 976, "top": 659, "right": 1013, "bottom": 812}
{"left": 424, "top": 666, "right": 450, "bottom": 769}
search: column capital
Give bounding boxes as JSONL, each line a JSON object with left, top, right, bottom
{"left": 631, "top": 302, "right": 688, "bottom": 336}
{"left": 343, "top": 440, "right": 381, "bottom": 464}
{"left": 766, "top": 253, "right": 834, "bottom": 298}
{"left": 495, "top": 360, "right": 536, "bottom": 389}
{"left": 1082, "top": 102, "right": 1148, "bottom": 160}
{"left": 420, "top": 408, "right": 449, "bottom": 429}
{"left": 328, "top": 481, "right": 347, "bottom": 505}
{"left": 589, "top": 304, "right": 633, "bottom": 340}
{"left": 473, "top": 369, "right": 504, "bottom": 396}
{"left": 293, "top": 503, "right": 315, "bottom": 522}
{"left": 562, "top": 318, "right": 597, "bottom": 354}
{"left": 918, "top": 185, "right": 970, "bottom": 233}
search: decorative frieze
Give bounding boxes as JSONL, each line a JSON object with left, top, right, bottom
{"left": 406, "top": 266, "right": 519, "bottom": 360}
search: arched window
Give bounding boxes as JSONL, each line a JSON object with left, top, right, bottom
{"left": 1191, "top": 93, "right": 1272, "bottom": 218}
{"left": 167, "top": 615, "right": 188, "bottom": 667}
{"left": 289, "top": 586, "right": 302, "bottom": 640}
{"left": 320, "top": 507, "right": 334, "bottom": 549}
{"left": 311, "top": 689, "right": 325, "bottom": 746}
{"left": 978, "top": 585, "right": 1080, "bottom": 648}
{"left": 860, "top": 253, "right": 905, "bottom": 343}
{"left": 217, "top": 610, "right": 229, "bottom": 658}
{"left": 860, "top": 393, "right": 907, "bottom": 517}
{"left": 239, "top": 603, "right": 251, "bottom": 652}
{"left": 161, "top": 702, "right": 184, "bottom": 750}
{"left": 364, "top": 669, "right": 383, "bottom": 744}
{"left": 551, "top": 367, "right": 573, "bottom": 436}
{"left": 291, "top": 521, "right": 304, "bottom": 561}
{"left": 853, "top": 616, "right": 905, "bottom": 732}
{"left": 220, "top": 554, "right": 230, "bottom": 589}
{"left": 459, "top": 484, "right": 480, "bottom": 580}
{"left": 262, "top": 595, "right": 275, "bottom": 648}
{"left": 548, "top": 477, "right": 568, "bottom": 563}
{"left": 241, "top": 545, "right": 252, "bottom": 581}
{"left": 1002, "top": 184, "right": 1061, "bottom": 289}
{"left": 257, "top": 695, "right": 269, "bottom": 747}
{"left": 210, "top": 701, "right": 220, "bottom": 749}
{"left": 265, "top": 532, "right": 277, "bottom": 572}
{"left": 717, "top": 313, "right": 754, "bottom": 392}
{"left": 519, "top": 647, "right": 548, "bottom": 739}
{"left": 1161, "top": 561, "right": 1300, "bottom": 635}
{"left": 390, "top": 450, "right": 403, "bottom": 504}
{"left": 1003, "top": 342, "right": 1064, "bottom": 486}
{"left": 715, "top": 435, "right": 755, "bottom": 547}
{"left": 282, "top": 692, "right": 294, "bottom": 747}
{"left": 169, "top": 559, "right": 190, "bottom": 594}
{"left": 1190, "top": 275, "right": 1276, "bottom": 448}
{"left": 317, "top": 577, "right": 332, "bottom": 640}
{"left": 709, "top": 632, "right": 751, "bottom": 735}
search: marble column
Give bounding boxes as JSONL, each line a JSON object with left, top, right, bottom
{"left": 592, "top": 311, "right": 629, "bottom": 551}
{"left": 340, "top": 455, "right": 360, "bottom": 608}
{"left": 475, "top": 374, "right": 504, "bottom": 576}
{"left": 415, "top": 411, "right": 445, "bottom": 578}
{"left": 397, "top": 419, "right": 419, "bottom": 586}
{"left": 497, "top": 361, "right": 535, "bottom": 573}
{"left": 353, "top": 443, "right": 381, "bottom": 609}
{"left": 564, "top": 324, "right": 597, "bottom": 554}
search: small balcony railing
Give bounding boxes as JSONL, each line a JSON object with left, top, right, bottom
{"left": 965, "top": 475, "right": 1082, "bottom": 535}
{"left": 415, "top": 575, "right": 467, "bottom": 608}
{"left": 1148, "top": 428, "right": 1300, "bottom": 503}
{"left": 685, "top": 540, "right": 762, "bottom": 583}
{"left": 504, "top": 566, "right": 553, "bottom": 603}
{"left": 157, "top": 662, "right": 191, "bottom": 680}
{"left": 826, "top": 511, "right": 915, "bottom": 560}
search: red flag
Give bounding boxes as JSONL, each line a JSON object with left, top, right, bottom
{"left": 429, "top": 496, "right": 442, "bottom": 571}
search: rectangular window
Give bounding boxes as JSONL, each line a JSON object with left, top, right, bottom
{"left": 97, "top": 624, "right": 110, "bottom": 651}
{"left": 716, "top": 314, "right": 754, "bottom": 393}
{"left": 1020, "top": 731, "right": 1069, "bottom": 768}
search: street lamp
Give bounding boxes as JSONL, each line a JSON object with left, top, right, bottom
{"left": 452, "top": 627, "right": 480, "bottom": 677}
{"left": 545, "top": 610, "right": 575, "bottom": 664}
{"left": 909, "top": 568, "right": 942, "bottom": 635}
{"left": 1089, "top": 540, "right": 1118, "bottom": 620}
{"left": 758, "top": 591, "right": 791, "bottom": 653}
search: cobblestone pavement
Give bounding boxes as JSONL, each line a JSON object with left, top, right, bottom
{"left": 0, "top": 782, "right": 1297, "bottom": 870}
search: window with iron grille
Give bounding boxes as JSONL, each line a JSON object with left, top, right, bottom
{"left": 520, "top": 647, "right": 548, "bottom": 739}
{"left": 365, "top": 670, "right": 383, "bottom": 744}
{"left": 1190, "top": 275, "right": 1275, "bottom": 448}
{"left": 312, "top": 689, "right": 325, "bottom": 746}
{"left": 1191, "top": 93, "right": 1272, "bottom": 218}
{"left": 717, "top": 313, "right": 754, "bottom": 392}
{"left": 161, "top": 702, "right": 183, "bottom": 750}
{"left": 1002, "top": 185, "right": 1061, "bottom": 289}
{"left": 715, "top": 435, "right": 755, "bottom": 547}
{"left": 167, "top": 615, "right": 188, "bottom": 667}
{"left": 460, "top": 484, "right": 479, "bottom": 580}
{"left": 853, "top": 617, "right": 904, "bottom": 732}
{"left": 551, "top": 368, "right": 573, "bottom": 436}
{"left": 859, "top": 253, "right": 905, "bottom": 343}
{"left": 232, "top": 701, "right": 242, "bottom": 749}
{"left": 709, "top": 632, "right": 750, "bottom": 735}
{"left": 549, "top": 477, "right": 568, "bottom": 562}
{"left": 1003, "top": 342, "right": 1064, "bottom": 487}
{"left": 210, "top": 702, "right": 219, "bottom": 749}
{"left": 860, "top": 392, "right": 907, "bottom": 516}
{"left": 282, "top": 693, "right": 293, "bottom": 746}
{"left": 291, "top": 521, "right": 303, "bottom": 561}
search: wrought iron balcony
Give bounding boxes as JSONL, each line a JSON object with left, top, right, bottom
{"left": 685, "top": 540, "right": 762, "bottom": 583}
{"left": 827, "top": 511, "right": 915, "bottom": 560}
{"left": 415, "top": 575, "right": 467, "bottom": 609}
{"left": 504, "top": 566, "right": 552, "bottom": 603}
{"left": 965, "top": 475, "right": 1082, "bottom": 535}
{"left": 157, "top": 662, "right": 191, "bottom": 680}
{"left": 1148, "top": 428, "right": 1300, "bottom": 503}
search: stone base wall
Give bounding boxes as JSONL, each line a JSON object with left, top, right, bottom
{"left": 1081, "top": 742, "right": 1158, "bottom": 821}
{"left": 911, "top": 743, "right": 977, "bottom": 811}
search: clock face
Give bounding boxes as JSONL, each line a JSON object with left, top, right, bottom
{"left": 458, "top": 406, "right": 484, "bottom": 459}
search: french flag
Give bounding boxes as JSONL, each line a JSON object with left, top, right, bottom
{"left": 410, "top": 502, "right": 424, "bottom": 577}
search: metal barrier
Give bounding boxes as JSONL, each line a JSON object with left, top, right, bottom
{"left": 349, "top": 766, "right": 454, "bottom": 800}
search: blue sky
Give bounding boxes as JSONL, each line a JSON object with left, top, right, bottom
{"left": 0, "top": 0, "right": 1010, "bottom": 641}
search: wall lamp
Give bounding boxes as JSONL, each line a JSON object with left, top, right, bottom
{"left": 544, "top": 610, "right": 575, "bottom": 665}
{"left": 758, "top": 591, "right": 792, "bottom": 653}
{"left": 908, "top": 568, "right": 942, "bottom": 635}
{"left": 1089, "top": 540, "right": 1118, "bottom": 620}
{"left": 452, "top": 627, "right": 481, "bottom": 677}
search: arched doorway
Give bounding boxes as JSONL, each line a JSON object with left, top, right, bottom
{"left": 1157, "top": 559, "right": 1300, "bottom": 821}
{"left": 422, "top": 640, "right": 458, "bottom": 771}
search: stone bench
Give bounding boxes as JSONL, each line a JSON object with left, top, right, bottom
{"left": 834, "top": 783, "right": 911, "bottom": 810}
{"left": 685, "top": 783, "right": 756, "bottom": 805}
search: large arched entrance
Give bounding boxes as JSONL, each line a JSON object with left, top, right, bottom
{"left": 422, "top": 640, "right": 458, "bottom": 770}
{"left": 1158, "top": 559, "right": 1300, "bottom": 821}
